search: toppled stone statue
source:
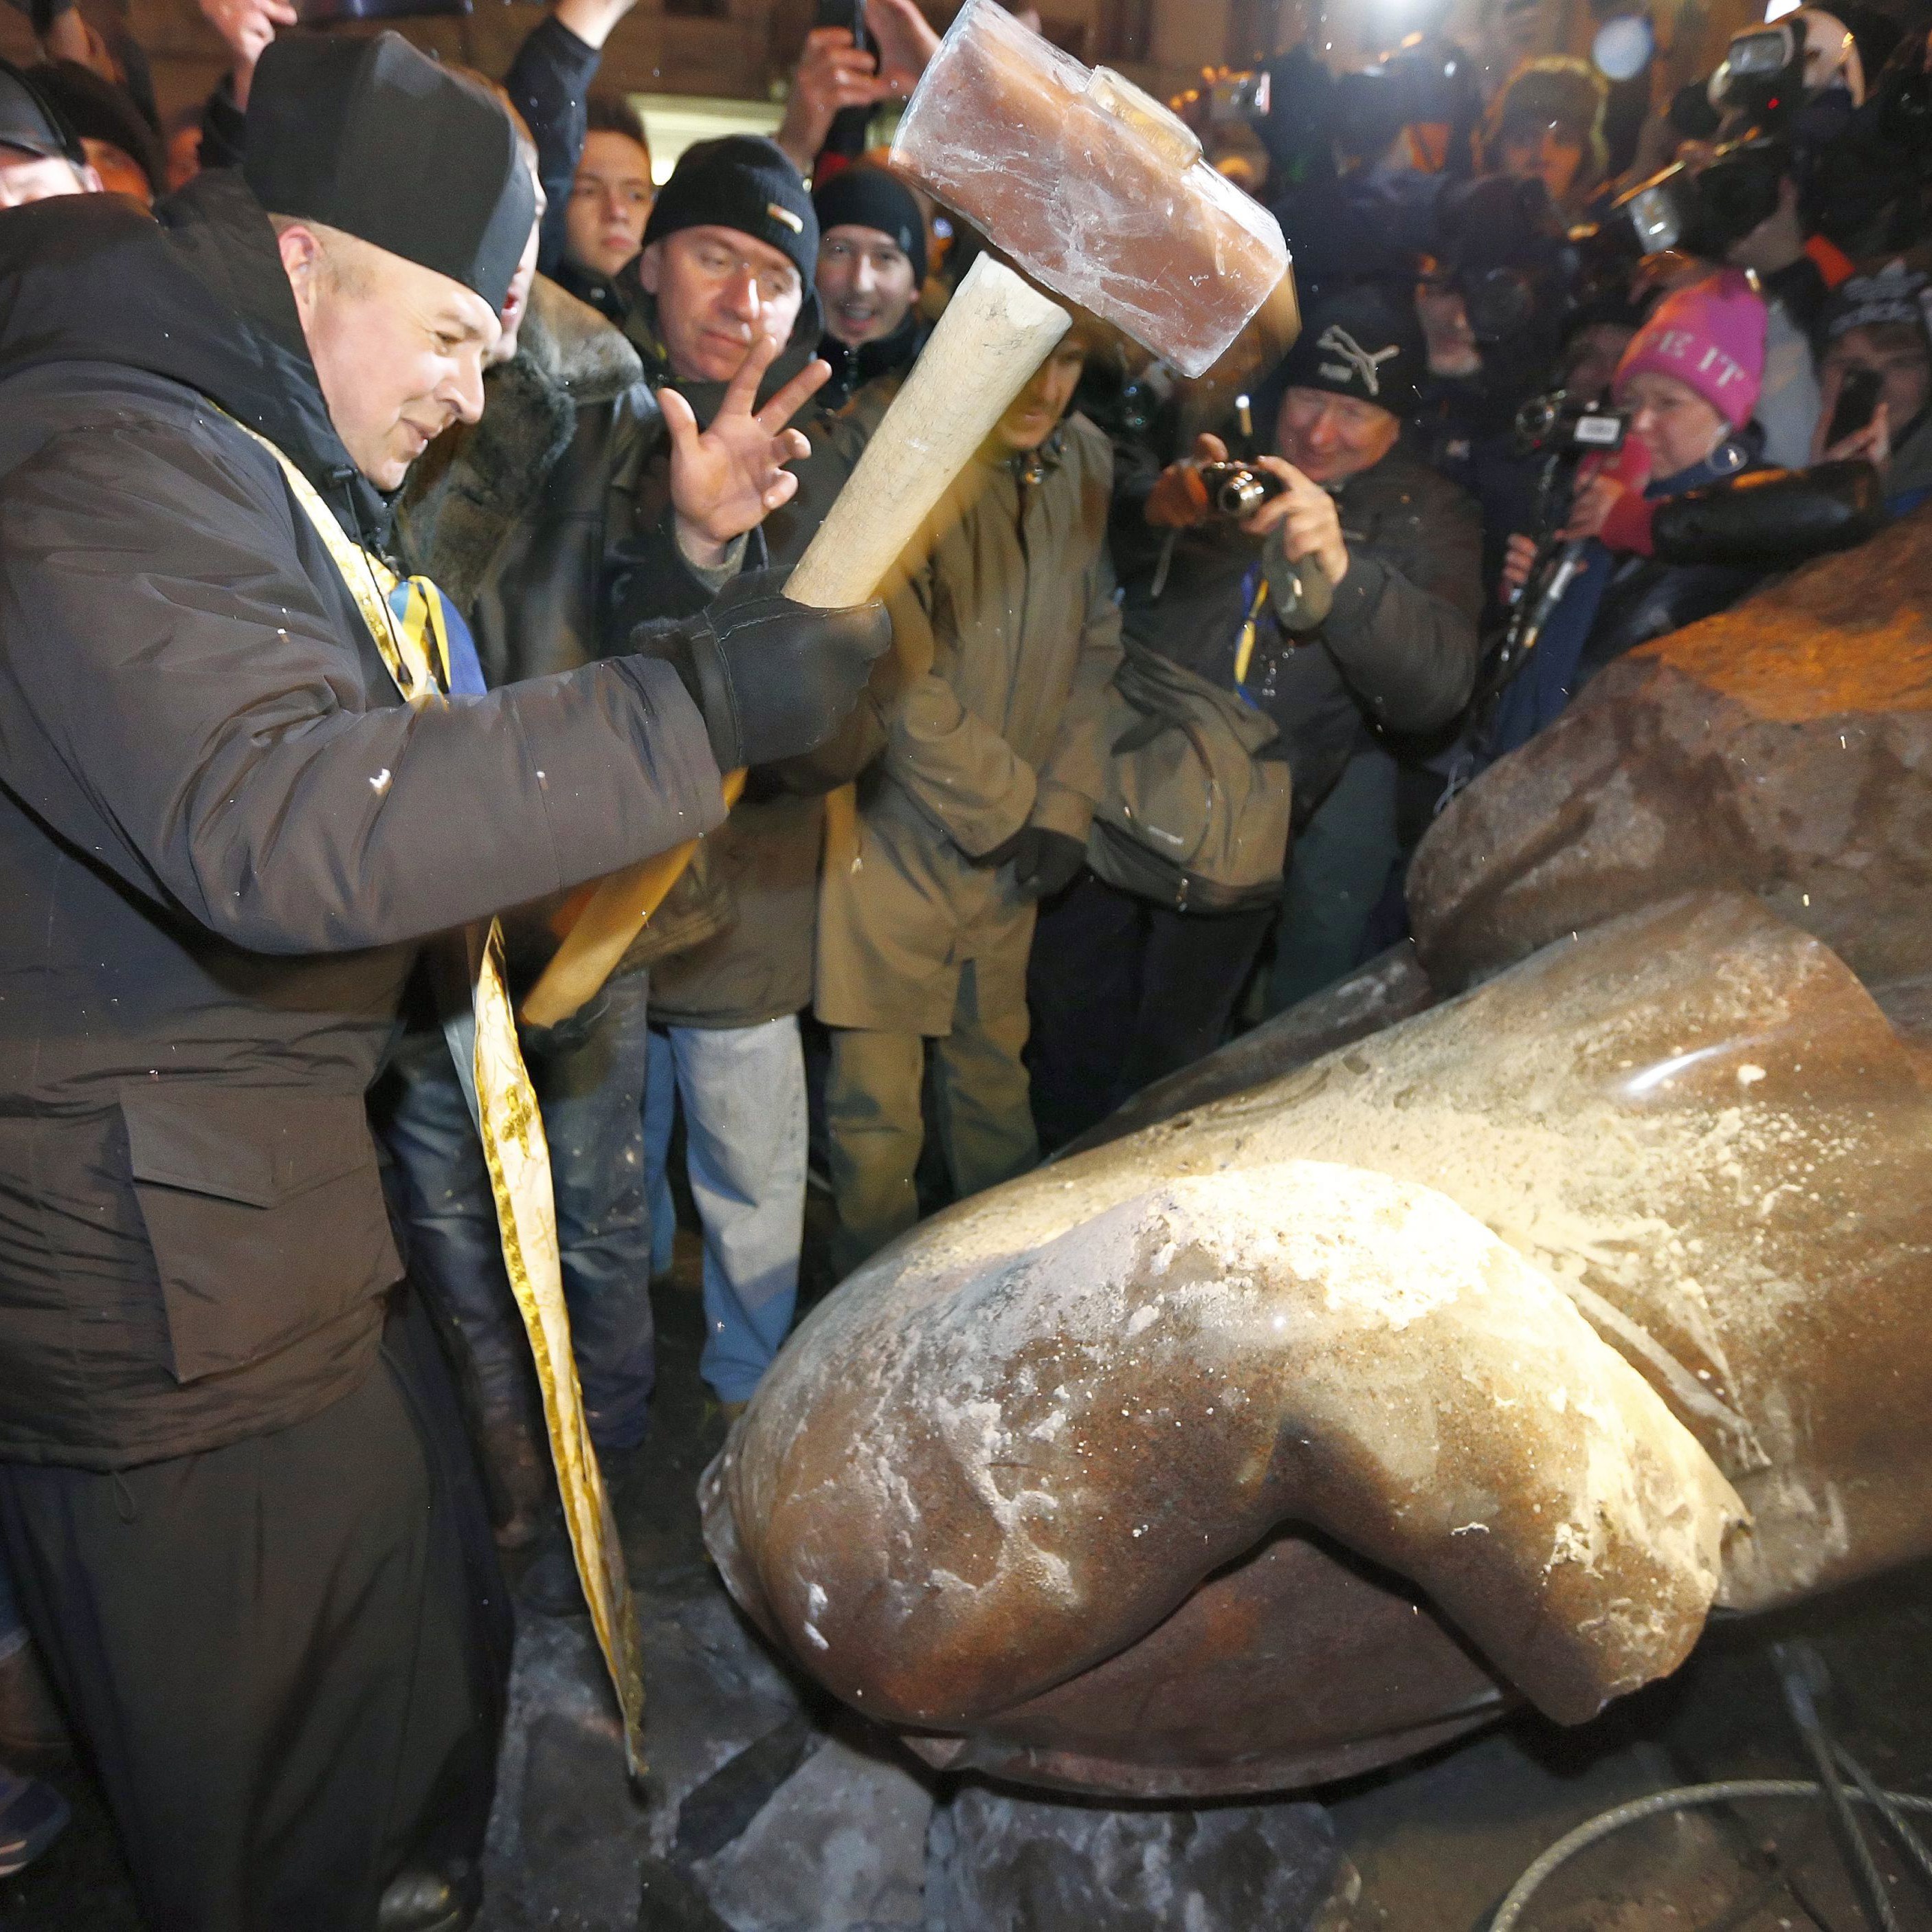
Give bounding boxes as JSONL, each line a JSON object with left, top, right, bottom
{"left": 702, "top": 509, "right": 1932, "bottom": 1801}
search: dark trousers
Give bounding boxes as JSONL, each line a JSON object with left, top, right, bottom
{"left": 381, "top": 966, "right": 657, "bottom": 1455}
{"left": 0, "top": 1293, "right": 511, "bottom": 1932}
{"left": 1026, "top": 871, "right": 1274, "bottom": 1153}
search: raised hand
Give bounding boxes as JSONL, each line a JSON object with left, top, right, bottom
{"left": 866, "top": 0, "right": 940, "bottom": 93}
{"left": 775, "top": 26, "right": 892, "bottom": 172}
{"left": 199, "top": 0, "right": 297, "bottom": 104}
{"left": 662, "top": 330, "right": 831, "bottom": 566}
{"left": 1816, "top": 397, "right": 1891, "bottom": 473}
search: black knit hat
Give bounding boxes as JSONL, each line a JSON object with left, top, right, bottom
{"left": 1275, "top": 282, "right": 1425, "bottom": 416}
{"left": 1814, "top": 256, "right": 1932, "bottom": 357}
{"left": 812, "top": 162, "right": 927, "bottom": 285}
{"left": 643, "top": 135, "right": 817, "bottom": 287}
{"left": 243, "top": 32, "right": 535, "bottom": 318}
{"left": 0, "top": 56, "right": 85, "bottom": 168}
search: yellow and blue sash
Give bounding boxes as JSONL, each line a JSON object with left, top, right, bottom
{"left": 240, "top": 426, "right": 647, "bottom": 1777}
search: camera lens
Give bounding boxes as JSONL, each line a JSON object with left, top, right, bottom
{"left": 1514, "top": 395, "right": 1559, "bottom": 445}
{"left": 1216, "top": 473, "right": 1269, "bottom": 517}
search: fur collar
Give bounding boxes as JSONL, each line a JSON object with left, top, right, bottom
{"left": 396, "top": 274, "right": 643, "bottom": 609}
{"left": 522, "top": 274, "right": 644, "bottom": 406}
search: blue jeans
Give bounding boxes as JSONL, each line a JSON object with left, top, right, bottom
{"left": 383, "top": 968, "right": 658, "bottom": 1454}
{"left": 1269, "top": 741, "right": 1401, "bottom": 1014}
{"left": 644, "top": 1018, "right": 806, "bottom": 1404}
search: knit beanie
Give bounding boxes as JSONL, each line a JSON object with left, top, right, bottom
{"left": 245, "top": 33, "right": 535, "bottom": 318}
{"left": 643, "top": 135, "right": 817, "bottom": 287}
{"left": 1613, "top": 268, "right": 1766, "bottom": 428}
{"left": 811, "top": 162, "right": 927, "bottom": 285}
{"left": 1274, "top": 281, "right": 1425, "bottom": 416}
{"left": 1813, "top": 256, "right": 1932, "bottom": 357}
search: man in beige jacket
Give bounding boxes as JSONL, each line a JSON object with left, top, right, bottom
{"left": 816, "top": 326, "right": 1122, "bottom": 1276}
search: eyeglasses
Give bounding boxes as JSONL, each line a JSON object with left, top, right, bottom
{"left": 683, "top": 238, "right": 800, "bottom": 305}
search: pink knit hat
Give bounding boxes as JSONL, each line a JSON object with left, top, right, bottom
{"left": 1613, "top": 269, "right": 1767, "bottom": 428}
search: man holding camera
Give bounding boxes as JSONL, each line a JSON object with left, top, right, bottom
{"left": 0, "top": 36, "right": 883, "bottom": 1931}
{"left": 1028, "top": 283, "right": 1483, "bottom": 1143}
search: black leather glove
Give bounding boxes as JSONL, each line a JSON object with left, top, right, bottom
{"left": 624, "top": 568, "right": 891, "bottom": 772}
{"left": 977, "top": 825, "right": 1087, "bottom": 901}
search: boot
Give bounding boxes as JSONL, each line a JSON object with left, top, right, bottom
{"left": 376, "top": 1858, "right": 480, "bottom": 1932}
{"left": 516, "top": 1522, "right": 588, "bottom": 1621}
{"left": 0, "top": 1641, "right": 70, "bottom": 1771}
{"left": 478, "top": 1405, "right": 553, "bottom": 1553}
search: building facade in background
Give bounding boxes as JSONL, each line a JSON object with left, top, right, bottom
{"left": 0, "top": 0, "right": 1755, "bottom": 197}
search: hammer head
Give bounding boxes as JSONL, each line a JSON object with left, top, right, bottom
{"left": 890, "top": 0, "right": 1295, "bottom": 379}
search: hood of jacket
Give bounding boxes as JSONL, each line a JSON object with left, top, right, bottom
{"left": 612, "top": 276, "right": 824, "bottom": 428}
{"left": 0, "top": 168, "right": 391, "bottom": 548}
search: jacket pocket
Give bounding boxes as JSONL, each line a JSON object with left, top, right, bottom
{"left": 121, "top": 1086, "right": 403, "bottom": 1386}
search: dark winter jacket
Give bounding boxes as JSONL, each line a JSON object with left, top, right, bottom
{"left": 817, "top": 311, "right": 926, "bottom": 408}
{"left": 1113, "top": 438, "right": 1483, "bottom": 825}
{"left": 608, "top": 281, "right": 869, "bottom": 1031}
{"left": 398, "top": 275, "right": 652, "bottom": 685}
{"left": 394, "top": 276, "right": 730, "bottom": 975}
{"left": 1483, "top": 444, "right": 1883, "bottom": 762}
{"left": 1408, "top": 370, "right": 1544, "bottom": 620}
{"left": 0, "top": 173, "right": 726, "bottom": 1467}
{"left": 504, "top": 16, "right": 607, "bottom": 280}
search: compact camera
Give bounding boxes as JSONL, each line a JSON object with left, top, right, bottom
{"left": 1198, "top": 461, "right": 1288, "bottom": 518}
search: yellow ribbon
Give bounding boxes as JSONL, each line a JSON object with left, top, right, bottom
{"left": 243, "top": 428, "right": 647, "bottom": 1776}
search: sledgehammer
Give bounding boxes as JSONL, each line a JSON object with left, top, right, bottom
{"left": 521, "top": 0, "right": 1293, "bottom": 1028}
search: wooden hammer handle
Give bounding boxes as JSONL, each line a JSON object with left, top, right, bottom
{"left": 520, "top": 258, "right": 1069, "bottom": 1030}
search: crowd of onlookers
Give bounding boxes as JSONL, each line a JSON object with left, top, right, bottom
{"left": 1, "top": 0, "right": 1927, "bottom": 1894}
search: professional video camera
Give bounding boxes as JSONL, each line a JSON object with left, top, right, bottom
{"left": 1514, "top": 389, "right": 1630, "bottom": 458}
{"left": 1480, "top": 389, "right": 1631, "bottom": 699}
{"left": 1608, "top": 8, "right": 1863, "bottom": 257}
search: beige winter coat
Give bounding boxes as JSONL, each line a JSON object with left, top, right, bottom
{"left": 815, "top": 414, "right": 1123, "bottom": 1036}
